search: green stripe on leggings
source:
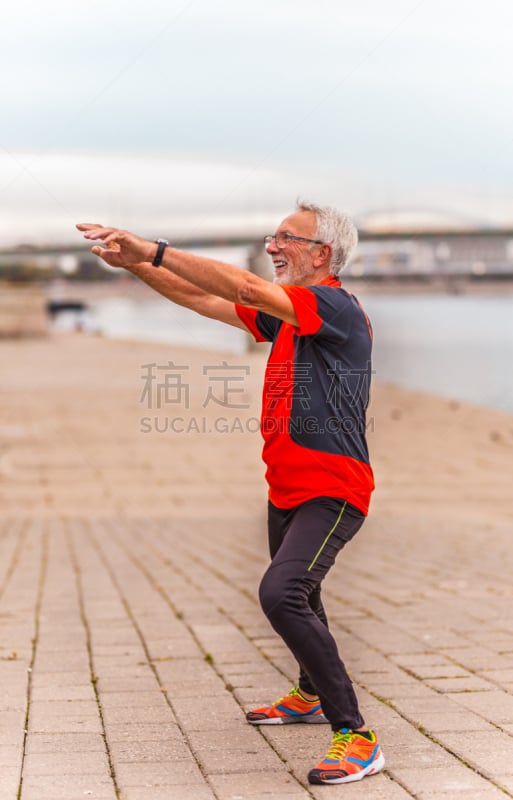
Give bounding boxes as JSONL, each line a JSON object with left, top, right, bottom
{"left": 307, "top": 501, "right": 347, "bottom": 572}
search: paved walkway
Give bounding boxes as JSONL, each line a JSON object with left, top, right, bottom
{"left": 1, "top": 334, "right": 513, "bottom": 800}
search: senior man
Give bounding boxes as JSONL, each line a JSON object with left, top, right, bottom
{"left": 78, "top": 201, "right": 384, "bottom": 786}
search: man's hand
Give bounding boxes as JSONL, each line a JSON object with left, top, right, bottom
{"left": 76, "top": 223, "right": 155, "bottom": 267}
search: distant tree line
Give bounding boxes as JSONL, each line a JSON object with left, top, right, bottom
{"left": 0, "top": 256, "right": 117, "bottom": 282}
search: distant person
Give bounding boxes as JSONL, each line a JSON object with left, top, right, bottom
{"left": 77, "top": 202, "right": 384, "bottom": 786}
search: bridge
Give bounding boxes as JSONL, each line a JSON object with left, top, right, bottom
{"left": 1, "top": 224, "right": 513, "bottom": 256}
{"left": 1, "top": 225, "right": 513, "bottom": 280}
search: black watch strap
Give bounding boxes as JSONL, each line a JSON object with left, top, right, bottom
{"left": 152, "top": 238, "right": 169, "bottom": 267}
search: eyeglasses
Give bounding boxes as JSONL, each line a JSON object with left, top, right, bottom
{"left": 264, "top": 232, "right": 325, "bottom": 249}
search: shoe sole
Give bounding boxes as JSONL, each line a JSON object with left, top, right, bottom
{"left": 247, "top": 714, "right": 328, "bottom": 725}
{"left": 308, "top": 752, "right": 385, "bottom": 784}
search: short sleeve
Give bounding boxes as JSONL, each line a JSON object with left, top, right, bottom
{"left": 281, "top": 285, "right": 355, "bottom": 341}
{"left": 235, "top": 305, "right": 281, "bottom": 343}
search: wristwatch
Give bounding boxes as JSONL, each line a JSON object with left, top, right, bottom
{"left": 152, "top": 238, "right": 169, "bottom": 267}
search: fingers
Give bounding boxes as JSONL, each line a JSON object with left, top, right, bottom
{"left": 77, "top": 223, "right": 138, "bottom": 247}
{"left": 82, "top": 227, "right": 117, "bottom": 241}
{"left": 77, "top": 223, "right": 152, "bottom": 264}
{"left": 76, "top": 222, "right": 103, "bottom": 232}
{"left": 77, "top": 224, "right": 134, "bottom": 250}
{"left": 77, "top": 223, "right": 121, "bottom": 241}
{"left": 91, "top": 245, "right": 123, "bottom": 267}
{"left": 102, "top": 232, "right": 124, "bottom": 247}
{"left": 91, "top": 242, "right": 120, "bottom": 255}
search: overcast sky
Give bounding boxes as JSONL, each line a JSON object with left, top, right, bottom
{"left": 1, "top": 0, "right": 513, "bottom": 244}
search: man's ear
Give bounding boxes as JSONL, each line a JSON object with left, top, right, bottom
{"left": 313, "top": 243, "right": 332, "bottom": 268}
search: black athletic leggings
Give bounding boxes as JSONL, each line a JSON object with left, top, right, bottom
{"left": 259, "top": 496, "right": 366, "bottom": 731}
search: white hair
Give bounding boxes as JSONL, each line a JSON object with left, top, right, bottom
{"left": 296, "top": 200, "right": 358, "bottom": 275}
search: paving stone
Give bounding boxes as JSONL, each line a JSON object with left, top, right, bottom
{"left": 31, "top": 684, "right": 97, "bottom": 702}
{"left": 33, "top": 653, "right": 91, "bottom": 672}
{"left": 25, "top": 733, "right": 106, "bottom": 754}
{"left": 385, "top": 695, "right": 459, "bottom": 716}
{"left": 99, "top": 691, "right": 170, "bottom": 708}
{"left": 436, "top": 731, "right": 513, "bottom": 775}
{"left": 382, "top": 741, "right": 459, "bottom": 771}
{"left": 0, "top": 728, "right": 25, "bottom": 746}
{"left": 31, "top": 671, "right": 94, "bottom": 688}
{"left": 308, "top": 773, "right": 415, "bottom": 799}
{"left": 0, "top": 744, "right": 22, "bottom": 768}
{"left": 105, "top": 723, "right": 182, "bottom": 743}
{"left": 101, "top": 704, "right": 176, "bottom": 725}
{"left": 0, "top": 767, "right": 22, "bottom": 797}
{"left": 29, "top": 700, "right": 100, "bottom": 718}
{"left": 197, "top": 744, "right": 285, "bottom": 775}
{"left": 450, "top": 689, "right": 513, "bottom": 724}
{"left": 410, "top": 710, "right": 496, "bottom": 734}
{"left": 97, "top": 677, "right": 159, "bottom": 693}
{"left": 115, "top": 760, "right": 207, "bottom": 787}
{"left": 20, "top": 774, "right": 116, "bottom": 799}
{"left": 28, "top": 714, "right": 104, "bottom": 734}
{"left": 159, "top": 678, "right": 228, "bottom": 698}
{"left": 208, "top": 770, "right": 309, "bottom": 798}
{"left": 22, "top": 750, "right": 110, "bottom": 776}
{"left": 495, "top": 774, "right": 513, "bottom": 792}
{"left": 500, "top": 723, "right": 513, "bottom": 735}
{"left": 147, "top": 637, "right": 204, "bottom": 659}
{"left": 402, "top": 664, "right": 473, "bottom": 680}
{"left": 392, "top": 764, "right": 500, "bottom": 796}
{"left": 110, "top": 737, "right": 192, "bottom": 763}
{"left": 440, "top": 647, "right": 512, "bottom": 672}
{"left": 119, "top": 787, "right": 216, "bottom": 800}
{"left": 171, "top": 696, "right": 245, "bottom": 731}
{"left": 424, "top": 675, "right": 496, "bottom": 692}
{"left": 23, "top": 793, "right": 117, "bottom": 799}
{"left": 479, "top": 668, "right": 513, "bottom": 685}
{"left": 419, "top": 792, "right": 503, "bottom": 800}
{"left": 371, "top": 681, "right": 441, "bottom": 699}
{"left": 389, "top": 653, "right": 457, "bottom": 668}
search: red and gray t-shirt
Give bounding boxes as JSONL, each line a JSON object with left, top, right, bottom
{"left": 235, "top": 275, "right": 375, "bottom": 515}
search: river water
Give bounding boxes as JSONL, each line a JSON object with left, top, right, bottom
{"left": 52, "top": 247, "right": 513, "bottom": 413}
{"left": 363, "top": 294, "right": 513, "bottom": 413}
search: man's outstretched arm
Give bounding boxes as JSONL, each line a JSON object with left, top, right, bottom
{"left": 76, "top": 224, "right": 249, "bottom": 331}
{"left": 77, "top": 223, "right": 299, "bottom": 327}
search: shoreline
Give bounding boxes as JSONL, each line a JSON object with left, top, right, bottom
{"left": 5, "top": 323, "right": 513, "bottom": 415}
{"left": 50, "top": 325, "right": 513, "bottom": 416}
{"left": 1, "top": 332, "right": 511, "bottom": 520}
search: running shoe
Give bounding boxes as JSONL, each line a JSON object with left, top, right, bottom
{"left": 246, "top": 686, "right": 327, "bottom": 725}
{"left": 308, "top": 728, "right": 385, "bottom": 784}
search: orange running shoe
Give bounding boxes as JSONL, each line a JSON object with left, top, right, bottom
{"left": 308, "top": 728, "right": 385, "bottom": 784}
{"left": 246, "top": 686, "right": 327, "bottom": 725}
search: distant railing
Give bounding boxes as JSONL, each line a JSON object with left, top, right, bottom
{"left": 1, "top": 226, "right": 513, "bottom": 279}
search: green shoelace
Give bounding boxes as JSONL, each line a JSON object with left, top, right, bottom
{"left": 325, "top": 729, "right": 353, "bottom": 761}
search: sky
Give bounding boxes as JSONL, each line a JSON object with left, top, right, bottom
{"left": 1, "top": 0, "right": 513, "bottom": 244}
